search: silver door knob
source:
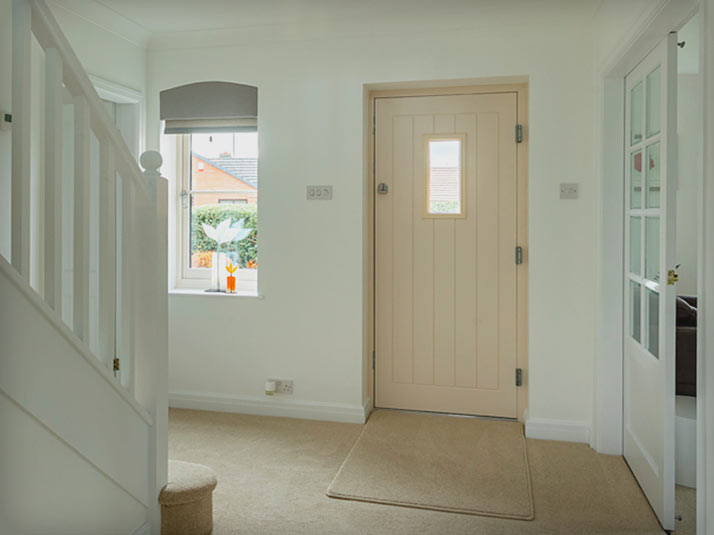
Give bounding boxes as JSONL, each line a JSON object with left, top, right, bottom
{"left": 377, "top": 183, "right": 389, "bottom": 195}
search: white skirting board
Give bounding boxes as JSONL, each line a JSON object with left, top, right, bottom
{"left": 525, "top": 417, "right": 591, "bottom": 444}
{"left": 169, "top": 391, "right": 369, "bottom": 424}
{"left": 132, "top": 522, "right": 151, "bottom": 535}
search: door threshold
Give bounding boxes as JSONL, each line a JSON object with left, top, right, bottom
{"left": 375, "top": 406, "right": 517, "bottom": 422}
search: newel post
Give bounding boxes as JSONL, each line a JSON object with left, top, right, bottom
{"left": 137, "top": 150, "right": 169, "bottom": 531}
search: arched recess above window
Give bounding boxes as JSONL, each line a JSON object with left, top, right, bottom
{"left": 160, "top": 81, "right": 257, "bottom": 134}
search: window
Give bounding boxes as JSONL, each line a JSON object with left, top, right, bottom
{"left": 177, "top": 131, "right": 258, "bottom": 293}
{"left": 425, "top": 135, "right": 465, "bottom": 217}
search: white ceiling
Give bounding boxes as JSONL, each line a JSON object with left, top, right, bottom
{"left": 52, "top": 0, "right": 605, "bottom": 38}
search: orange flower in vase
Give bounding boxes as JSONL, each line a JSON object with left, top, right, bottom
{"left": 226, "top": 262, "right": 238, "bottom": 293}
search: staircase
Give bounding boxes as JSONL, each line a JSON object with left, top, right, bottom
{"left": 0, "top": 0, "right": 167, "bottom": 533}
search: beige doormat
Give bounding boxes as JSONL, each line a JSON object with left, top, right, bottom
{"left": 327, "top": 409, "right": 534, "bottom": 520}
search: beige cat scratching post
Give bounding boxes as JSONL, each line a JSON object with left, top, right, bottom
{"left": 159, "top": 460, "right": 218, "bottom": 535}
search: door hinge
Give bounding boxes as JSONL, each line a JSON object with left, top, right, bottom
{"left": 515, "top": 246, "right": 523, "bottom": 265}
{"left": 515, "top": 368, "right": 523, "bottom": 387}
{"left": 113, "top": 357, "right": 120, "bottom": 377}
{"left": 515, "top": 124, "right": 523, "bottom": 143}
{"left": 373, "top": 116, "right": 376, "bottom": 135}
{"left": 372, "top": 350, "right": 375, "bottom": 370}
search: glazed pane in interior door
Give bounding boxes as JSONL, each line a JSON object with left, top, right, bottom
{"left": 622, "top": 34, "right": 677, "bottom": 531}
{"left": 375, "top": 92, "right": 518, "bottom": 418}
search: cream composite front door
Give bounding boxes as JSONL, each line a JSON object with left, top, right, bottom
{"left": 374, "top": 91, "right": 520, "bottom": 418}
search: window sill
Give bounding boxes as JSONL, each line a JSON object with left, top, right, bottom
{"left": 169, "top": 288, "right": 264, "bottom": 299}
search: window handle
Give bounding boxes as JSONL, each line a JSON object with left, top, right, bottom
{"left": 180, "top": 189, "right": 188, "bottom": 209}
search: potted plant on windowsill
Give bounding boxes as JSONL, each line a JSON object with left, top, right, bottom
{"left": 201, "top": 219, "right": 251, "bottom": 292}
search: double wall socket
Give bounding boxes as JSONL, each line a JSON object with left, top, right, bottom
{"left": 306, "top": 185, "right": 332, "bottom": 200}
{"left": 270, "top": 379, "right": 293, "bottom": 394}
{"left": 559, "top": 183, "right": 579, "bottom": 200}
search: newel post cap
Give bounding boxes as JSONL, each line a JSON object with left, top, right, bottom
{"left": 140, "top": 150, "right": 163, "bottom": 177}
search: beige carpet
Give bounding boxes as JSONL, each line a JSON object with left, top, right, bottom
{"left": 675, "top": 485, "right": 696, "bottom": 535}
{"left": 169, "top": 408, "right": 667, "bottom": 535}
{"left": 326, "top": 410, "right": 533, "bottom": 520}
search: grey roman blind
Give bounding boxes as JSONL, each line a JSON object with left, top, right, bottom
{"left": 160, "top": 81, "right": 257, "bottom": 134}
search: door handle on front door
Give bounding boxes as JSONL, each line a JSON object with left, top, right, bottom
{"left": 377, "top": 183, "right": 389, "bottom": 195}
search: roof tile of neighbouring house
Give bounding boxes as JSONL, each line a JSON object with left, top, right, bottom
{"left": 193, "top": 152, "right": 258, "bottom": 188}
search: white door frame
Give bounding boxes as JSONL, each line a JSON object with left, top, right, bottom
{"left": 595, "top": 1, "right": 714, "bottom": 533}
{"left": 89, "top": 73, "right": 145, "bottom": 158}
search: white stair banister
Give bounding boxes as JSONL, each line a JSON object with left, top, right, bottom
{"left": 136, "top": 150, "right": 169, "bottom": 530}
{"left": 44, "top": 47, "right": 63, "bottom": 311}
{"left": 98, "top": 143, "right": 116, "bottom": 369}
{"left": 73, "top": 95, "right": 91, "bottom": 342}
{"left": 9, "top": 1, "right": 169, "bottom": 529}
{"left": 11, "top": 0, "right": 31, "bottom": 280}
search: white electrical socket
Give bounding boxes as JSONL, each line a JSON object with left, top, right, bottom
{"left": 559, "top": 183, "right": 579, "bottom": 200}
{"left": 269, "top": 379, "right": 293, "bottom": 394}
{"left": 306, "top": 185, "right": 332, "bottom": 200}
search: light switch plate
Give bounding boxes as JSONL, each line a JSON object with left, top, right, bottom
{"left": 560, "top": 183, "right": 579, "bottom": 200}
{"left": 307, "top": 185, "right": 332, "bottom": 200}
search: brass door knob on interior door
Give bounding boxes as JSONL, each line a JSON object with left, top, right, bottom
{"left": 667, "top": 269, "right": 679, "bottom": 285}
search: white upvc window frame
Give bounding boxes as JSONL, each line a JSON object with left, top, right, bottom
{"left": 175, "top": 134, "right": 258, "bottom": 291}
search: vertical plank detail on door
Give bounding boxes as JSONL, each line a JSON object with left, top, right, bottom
{"left": 476, "top": 112, "right": 500, "bottom": 389}
{"left": 498, "top": 100, "right": 518, "bottom": 395}
{"left": 433, "top": 114, "right": 456, "bottom": 386}
{"left": 392, "top": 116, "right": 414, "bottom": 383}
{"left": 454, "top": 113, "right": 478, "bottom": 388}
{"left": 375, "top": 91, "right": 520, "bottom": 418}
{"left": 412, "top": 115, "right": 436, "bottom": 385}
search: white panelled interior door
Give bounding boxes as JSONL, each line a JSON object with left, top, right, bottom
{"left": 374, "top": 92, "right": 519, "bottom": 418}
{"left": 623, "top": 34, "right": 678, "bottom": 531}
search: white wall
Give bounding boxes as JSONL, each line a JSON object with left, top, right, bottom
{"left": 148, "top": 5, "right": 599, "bottom": 426}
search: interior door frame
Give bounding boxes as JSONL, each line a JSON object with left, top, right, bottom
{"left": 596, "top": 1, "right": 714, "bottom": 533}
{"left": 365, "top": 80, "right": 529, "bottom": 422}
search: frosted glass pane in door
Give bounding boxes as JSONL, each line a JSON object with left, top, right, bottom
{"left": 645, "top": 142, "right": 661, "bottom": 208}
{"left": 631, "top": 151, "right": 643, "bottom": 209}
{"left": 646, "top": 67, "right": 661, "bottom": 138}
{"left": 646, "top": 288, "right": 659, "bottom": 358}
{"left": 630, "top": 280, "right": 641, "bottom": 343}
{"left": 630, "top": 217, "right": 642, "bottom": 275}
{"left": 645, "top": 217, "right": 660, "bottom": 281}
{"left": 427, "top": 139, "right": 462, "bottom": 215}
{"left": 631, "top": 82, "right": 643, "bottom": 145}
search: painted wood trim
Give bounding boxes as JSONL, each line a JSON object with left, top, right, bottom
{"left": 73, "top": 95, "right": 91, "bottom": 342}
{"left": 0, "top": 254, "right": 153, "bottom": 424}
{"left": 0, "top": 389, "right": 151, "bottom": 508}
{"left": 88, "top": 74, "right": 143, "bottom": 104}
{"left": 515, "top": 86, "right": 529, "bottom": 424}
{"left": 169, "top": 390, "right": 368, "bottom": 424}
{"left": 525, "top": 417, "right": 591, "bottom": 444}
{"left": 699, "top": 2, "right": 714, "bottom": 531}
{"left": 11, "top": 0, "right": 31, "bottom": 280}
{"left": 120, "top": 177, "right": 137, "bottom": 393}
{"left": 44, "top": 47, "right": 63, "bottom": 312}
{"left": 99, "top": 143, "right": 117, "bottom": 370}
{"left": 367, "top": 82, "right": 529, "bottom": 422}
{"left": 369, "top": 83, "right": 528, "bottom": 99}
